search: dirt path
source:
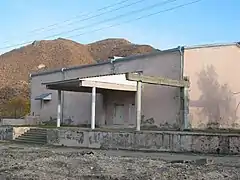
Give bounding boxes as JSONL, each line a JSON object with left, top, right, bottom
{"left": 0, "top": 142, "right": 239, "bottom": 180}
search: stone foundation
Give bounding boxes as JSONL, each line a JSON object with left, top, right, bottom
{"left": 47, "top": 128, "right": 240, "bottom": 154}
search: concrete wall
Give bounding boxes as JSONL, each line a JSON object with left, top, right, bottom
{"left": 0, "top": 116, "right": 40, "bottom": 126}
{"left": 104, "top": 90, "right": 135, "bottom": 127}
{"left": 184, "top": 44, "right": 240, "bottom": 129}
{"left": 47, "top": 128, "right": 240, "bottom": 154}
{"left": 0, "top": 126, "right": 13, "bottom": 140}
{"left": 31, "top": 49, "right": 182, "bottom": 129}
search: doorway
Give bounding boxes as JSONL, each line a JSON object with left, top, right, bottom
{"left": 113, "top": 104, "right": 124, "bottom": 125}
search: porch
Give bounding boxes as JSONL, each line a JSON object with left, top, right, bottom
{"left": 42, "top": 73, "right": 142, "bottom": 130}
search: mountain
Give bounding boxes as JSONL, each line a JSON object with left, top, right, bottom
{"left": 0, "top": 38, "right": 156, "bottom": 116}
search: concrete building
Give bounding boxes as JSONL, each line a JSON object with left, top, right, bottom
{"left": 30, "top": 42, "right": 240, "bottom": 130}
{"left": 184, "top": 42, "right": 240, "bottom": 129}
{"left": 30, "top": 48, "right": 184, "bottom": 130}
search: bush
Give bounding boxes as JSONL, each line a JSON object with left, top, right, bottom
{"left": 1, "top": 97, "right": 30, "bottom": 118}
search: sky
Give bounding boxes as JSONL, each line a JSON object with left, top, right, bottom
{"left": 0, "top": 0, "right": 239, "bottom": 54}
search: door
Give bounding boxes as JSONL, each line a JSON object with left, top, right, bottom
{"left": 113, "top": 104, "right": 124, "bottom": 125}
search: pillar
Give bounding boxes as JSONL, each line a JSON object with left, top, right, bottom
{"left": 57, "top": 90, "right": 62, "bottom": 128}
{"left": 183, "top": 86, "right": 189, "bottom": 130}
{"left": 136, "top": 81, "right": 142, "bottom": 131}
{"left": 91, "top": 86, "right": 96, "bottom": 130}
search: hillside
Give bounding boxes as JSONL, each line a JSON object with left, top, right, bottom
{"left": 0, "top": 38, "right": 156, "bottom": 117}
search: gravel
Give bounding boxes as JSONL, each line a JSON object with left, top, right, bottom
{"left": 0, "top": 143, "right": 239, "bottom": 180}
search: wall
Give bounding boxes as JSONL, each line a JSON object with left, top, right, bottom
{"left": 0, "top": 126, "right": 13, "bottom": 140}
{"left": 0, "top": 127, "right": 32, "bottom": 140}
{"left": 184, "top": 45, "right": 240, "bottom": 129}
{"left": 30, "top": 71, "right": 63, "bottom": 122}
{"left": 103, "top": 90, "right": 135, "bottom": 127}
{"left": 47, "top": 128, "right": 240, "bottom": 154}
{"left": 31, "top": 49, "right": 182, "bottom": 129}
{"left": 0, "top": 116, "right": 40, "bottom": 126}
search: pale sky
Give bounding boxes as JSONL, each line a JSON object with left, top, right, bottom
{"left": 0, "top": 0, "right": 239, "bottom": 54}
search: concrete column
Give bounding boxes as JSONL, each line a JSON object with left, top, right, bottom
{"left": 136, "top": 81, "right": 142, "bottom": 131}
{"left": 57, "top": 90, "right": 62, "bottom": 128}
{"left": 183, "top": 87, "right": 189, "bottom": 129}
{"left": 91, "top": 87, "right": 96, "bottom": 130}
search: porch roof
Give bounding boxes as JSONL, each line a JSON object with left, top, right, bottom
{"left": 42, "top": 75, "right": 137, "bottom": 92}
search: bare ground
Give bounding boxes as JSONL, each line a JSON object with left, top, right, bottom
{"left": 0, "top": 142, "right": 239, "bottom": 180}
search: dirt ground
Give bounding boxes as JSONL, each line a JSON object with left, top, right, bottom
{"left": 0, "top": 142, "right": 239, "bottom": 180}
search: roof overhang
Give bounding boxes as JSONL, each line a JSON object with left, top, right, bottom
{"left": 35, "top": 93, "right": 52, "bottom": 100}
{"left": 42, "top": 77, "right": 137, "bottom": 92}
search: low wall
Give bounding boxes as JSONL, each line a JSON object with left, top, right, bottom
{"left": 0, "top": 116, "right": 40, "bottom": 126}
{"left": 0, "top": 127, "right": 32, "bottom": 140}
{"left": 47, "top": 128, "right": 240, "bottom": 154}
{"left": 0, "top": 126, "right": 13, "bottom": 140}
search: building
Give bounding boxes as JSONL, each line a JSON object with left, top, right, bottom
{"left": 30, "top": 48, "right": 184, "bottom": 130}
{"left": 184, "top": 42, "right": 240, "bottom": 129}
{"left": 30, "top": 42, "right": 240, "bottom": 130}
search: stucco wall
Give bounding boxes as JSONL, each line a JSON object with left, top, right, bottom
{"left": 47, "top": 128, "right": 240, "bottom": 154}
{"left": 31, "top": 50, "right": 182, "bottom": 129}
{"left": 184, "top": 45, "right": 240, "bottom": 129}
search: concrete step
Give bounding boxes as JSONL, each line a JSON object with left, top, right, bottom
{"left": 13, "top": 139, "right": 47, "bottom": 144}
{"left": 20, "top": 134, "right": 47, "bottom": 138}
{"left": 14, "top": 128, "right": 48, "bottom": 145}
{"left": 24, "top": 132, "right": 47, "bottom": 136}
{"left": 27, "top": 129, "right": 47, "bottom": 133}
{"left": 17, "top": 136, "right": 47, "bottom": 141}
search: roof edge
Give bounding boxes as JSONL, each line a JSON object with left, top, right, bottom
{"left": 30, "top": 47, "right": 180, "bottom": 78}
{"left": 185, "top": 42, "right": 240, "bottom": 50}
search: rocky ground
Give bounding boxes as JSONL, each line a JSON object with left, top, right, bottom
{"left": 0, "top": 143, "right": 239, "bottom": 180}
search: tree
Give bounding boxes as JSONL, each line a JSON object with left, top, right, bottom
{"left": 1, "top": 97, "right": 30, "bottom": 118}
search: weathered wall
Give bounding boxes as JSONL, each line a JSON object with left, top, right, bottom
{"left": 0, "top": 117, "right": 40, "bottom": 126}
{"left": 31, "top": 49, "right": 182, "bottom": 129}
{"left": 184, "top": 45, "right": 240, "bottom": 129}
{"left": 104, "top": 90, "right": 135, "bottom": 127}
{"left": 47, "top": 128, "right": 240, "bottom": 154}
{"left": 0, "top": 126, "right": 13, "bottom": 140}
{"left": 0, "top": 127, "right": 33, "bottom": 140}
{"left": 30, "top": 71, "right": 63, "bottom": 122}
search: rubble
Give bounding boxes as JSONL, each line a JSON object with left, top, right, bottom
{"left": 0, "top": 143, "right": 238, "bottom": 180}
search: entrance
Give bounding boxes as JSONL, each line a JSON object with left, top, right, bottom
{"left": 113, "top": 104, "right": 124, "bottom": 125}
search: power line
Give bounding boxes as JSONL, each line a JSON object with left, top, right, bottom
{"left": 34, "top": 0, "right": 149, "bottom": 34}
{"left": 30, "top": 0, "right": 131, "bottom": 33}
{"left": 1, "top": 0, "right": 177, "bottom": 49}
{"left": 43, "top": 0, "right": 177, "bottom": 39}
{"left": 0, "top": 0, "right": 202, "bottom": 51}
{"left": 67, "top": 0, "right": 203, "bottom": 39}
{"left": 1, "top": 0, "right": 132, "bottom": 44}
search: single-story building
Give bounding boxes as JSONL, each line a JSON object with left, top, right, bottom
{"left": 30, "top": 42, "right": 240, "bottom": 130}
{"left": 30, "top": 48, "right": 185, "bottom": 130}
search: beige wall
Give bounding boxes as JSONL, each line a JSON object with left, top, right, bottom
{"left": 184, "top": 44, "right": 240, "bottom": 129}
{"left": 31, "top": 50, "right": 182, "bottom": 129}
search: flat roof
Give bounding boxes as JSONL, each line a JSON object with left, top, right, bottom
{"left": 42, "top": 74, "right": 137, "bottom": 92}
{"left": 30, "top": 47, "right": 180, "bottom": 78}
{"left": 184, "top": 42, "right": 240, "bottom": 50}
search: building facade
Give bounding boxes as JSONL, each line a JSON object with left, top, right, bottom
{"left": 30, "top": 48, "right": 183, "bottom": 130}
{"left": 184, "top": 43, "right": 240, "bottom": 129}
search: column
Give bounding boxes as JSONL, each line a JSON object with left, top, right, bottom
{"left": 57, "top": 90, "right": 62, "bottom": 128}
{"left": 183, "top": 87, "right": 189, "bottom": 130}
{"left": 91, "top": 86, "right": 96, "bottom": 130}
{"left": 136, "top": 81, "right": 142, "bottom": 131}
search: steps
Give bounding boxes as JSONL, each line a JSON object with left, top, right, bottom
{"left": 13, "top": 128, "right": 47, "bottom": 145}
